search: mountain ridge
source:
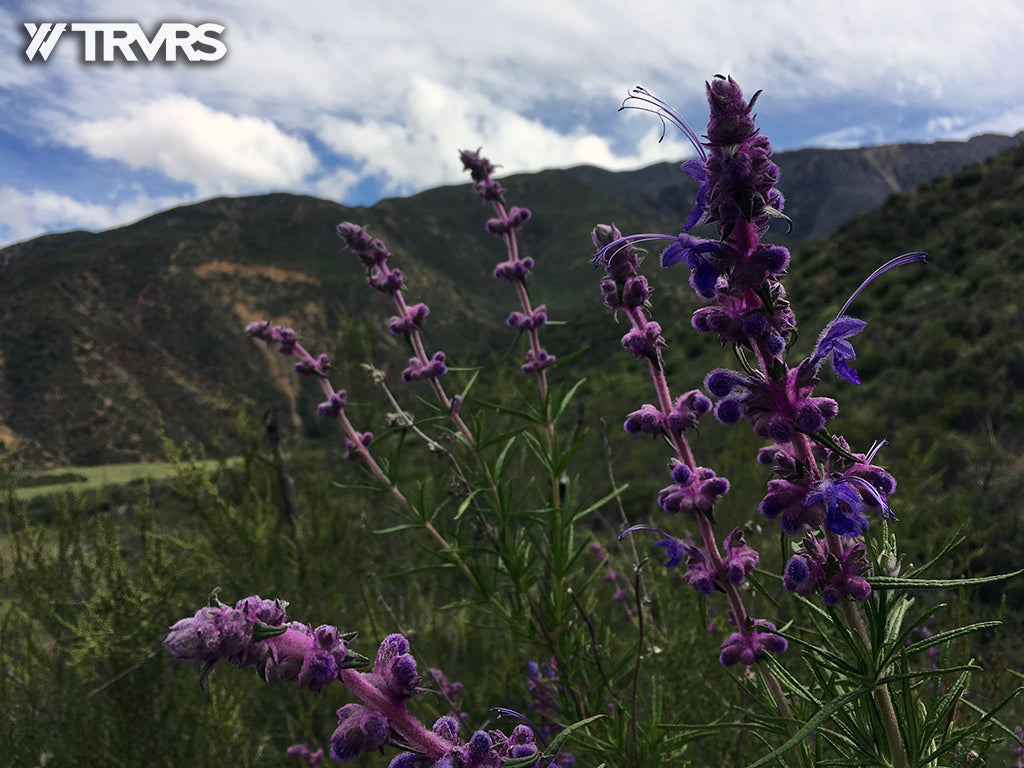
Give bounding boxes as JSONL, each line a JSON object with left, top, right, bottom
{"left": 2, "top": 132, "right": 1022, "bottom": 468}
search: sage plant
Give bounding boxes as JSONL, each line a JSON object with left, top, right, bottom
{"left": 165, "top": 75, "right": 1020, "bottom": 768}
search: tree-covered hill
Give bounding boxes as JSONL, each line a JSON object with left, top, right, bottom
{"left": 0, "top": 133, "right": 1021, "bottom": 469}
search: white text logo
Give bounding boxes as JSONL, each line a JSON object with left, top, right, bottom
{"left": 23, "top": 22, "right": 226, "bottom": 63}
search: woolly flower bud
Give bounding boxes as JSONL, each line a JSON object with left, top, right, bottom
{"left": 286, "top": 744, "right": 324, "bottom": 767}
{"left": 705, "top": 75, "right": 758, "bottom": 148}
{"left": 591, "top": 223, "right": 623, "bottom": 251}
{"left": 475, "top": 178, "right": 504, "bottom": 201}
{"left": 294, "top": 353, "right": 330, "bottom": 377}
{"left": 330, "top": 704, "right": 390, "bottom": 762}
{"left": 402, "top": 352, "right": 448, "bottom": 382}
{"left": 432, "top": 715, "right": 460, "bottom": 744}
{"left": 317, "top": 391, "right": 348, "bottom": 419}
{"left": 337, "top": 222, "right": 390, "bottom": 268}
{"left": 493, "top": 257, "right": 534, "bottom": 281}
{"left": 244, "top": 320, "right": 275, "bottom": 342}
{"left": 373, "top": 633, "right": 419, "bottom": 702}
{"left": 669, "top": 461, "right": 692, "bottom": 486}
{"left": 719, "top": 620, "right": 787, "bottom": 668}
{"left": 342, "top": 431, "right": 373, "bottom": 460}
{"left": 521, "top": 348, "right": 555, "bottom": 374}
{"left": 623, "top": 403, "right": 663, "bottom": 435}
{"left": 506, "top": 305, "right": 547, "bottom": 330}
{"left": 389, "top": 303, "right": 430, "bottom": 336}
{"left": 276, "top": 327, "right": 298, "bottom": 355}
{"left": 784, "top": 555, "right": 811, "bottom": 585}
{"left": 683, "top": 548, "right": 715, "bottom": 595}
{"left": 368, "top": 267, "right": 405, "bottom": 293}
{"left": 600, "top": 278, "right": 620, "bottom": 309}
{"left": 163, "top": 603, "right": 249, "bottom": 664}
{"left": 459, "top": 148, "right": 495, "bottom": 182}
{"left": 620, "top": 275, "right": 651, "bottom": 308}
{"left": 705, "top": 369, "right": 747, "bottom": 398}
{"left": 665, "top": 390, "right": 713, "bottom": 432}
{"left": 621, "top": 321, "right": 665, "bottom": 359}
{"left": 658, "top": 467, "right": 729, "bottom": 515}
{"left": 714, "top": 397, "right": 746, "bottom": 426}
{"left": 723, "top": 528, "right": 760, "bottom": 586}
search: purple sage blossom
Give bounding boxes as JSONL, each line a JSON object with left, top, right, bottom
{"left": 164, "top": 594, "right": 358, "bottom": 692}
{"left": 811, "top": 252, "right": 928, "bottom": 384}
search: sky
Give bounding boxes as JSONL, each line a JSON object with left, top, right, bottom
{"left": 2, "top": 0, "right": 1023, "bottom": 247}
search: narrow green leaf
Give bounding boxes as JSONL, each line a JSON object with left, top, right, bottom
{"left": 743, "top": 686, "right": 870, "bottom": 768}
{"left": 543, "top": 714, "right": 606, "bottom": 757}
{"left": 867, "top": 570, "right": 1022, "bottom": 589}
{"left": 902, "top": 621, "right": 1001, "bottom": 657}
{"left": 570, "top": 484, "right": 628, "bottom": 524}
{"left": 551, "top": 378, "right": 587, "bottom": 423}
{"left": 454, "top": 488, "right": 483, "bottom": 521}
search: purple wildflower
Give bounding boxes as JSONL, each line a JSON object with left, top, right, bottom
{"left": 811, "top": 252, "right": 927, "bottom": 384}
{"left": 659, "top": 234, "right": 722, "bottom": 299}
{"left": 618, "top": 524, "right": 696, "bottom": 569}
{"left": 806, "top": 477, "right": 871, "bottom": 538}
{"left": 806, "top": 443, "right": 897, "bottom": 538}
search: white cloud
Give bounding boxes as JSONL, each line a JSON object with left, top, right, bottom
{"left": 314, "top": 76, "right": 697, "bottom": 196}
{"left": 0, "top": 186, "right": 185, "bottom": 243}
{"left": 929, "top": 105, "right": 1024, "bottom": 141}
{"left": 3, "top": 0, "right": 1024, "bottom": 246}
{"left": 63, "top": 95, "right": 319, "bottom": 196}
